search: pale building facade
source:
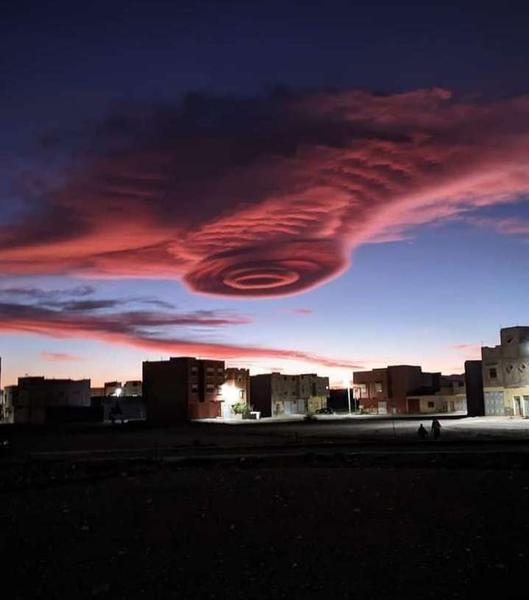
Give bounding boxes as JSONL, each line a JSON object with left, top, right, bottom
{"left": 250, "top": 373, "right": 329, "bottom": 417}
{"left": 482, "top": 326, "right": 529, "bottom": 417}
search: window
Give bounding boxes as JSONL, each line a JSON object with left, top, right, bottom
{"left": 206, "top": 367, "right": 214, "bottom": 374}
{"left": 206, "top": 385, "right": 215, "bottom": 393}
{"left": 191, "top": 366, "right": 198, "bottom": 374}
{"left": 191, "top": 384, "right": 198, "bottom": 393}
{"left": 375, "top": 382, "right": 383, "bottom": 393}
{"left": 489, "top": 368, "right": 497, "bottom": 379}
{"left": 428, "top": 401, "right": 435, "bottom": 408}
{"left": 239, "top": 390, "right": 245, "bottom": 399}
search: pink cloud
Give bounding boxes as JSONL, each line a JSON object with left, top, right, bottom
{"left": 453, "top": 343, "right": 482, "bottom": 359}
{"left": 41, "top": 351, "right": 82, "bottom": 362}
{"left": 472, "top": 216, "right": 529, "bottom": 236}
{"left": 283, "top": 307, "right": 313, "bottom": 315}
{"left": 2, "top": 88, "right": 529, "bottom": 296}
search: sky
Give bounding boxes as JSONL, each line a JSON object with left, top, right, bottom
{"left": 2, "top": 0, "right": 529, "bottom": 387}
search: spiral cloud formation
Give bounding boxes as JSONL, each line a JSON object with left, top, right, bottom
{"left": 2, "top": 88, "right": 529, "bottom": 297}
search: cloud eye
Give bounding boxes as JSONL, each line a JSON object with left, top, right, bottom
{"left": 184, "top": 239, "right": 348, "bottom": 297}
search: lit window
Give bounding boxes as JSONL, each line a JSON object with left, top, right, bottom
{"left": 375, "top": 382, "right": 383, "bottom": 393}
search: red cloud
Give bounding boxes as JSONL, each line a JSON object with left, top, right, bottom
{"left": 2, "top": 88, "right": 529, "bottom": 296}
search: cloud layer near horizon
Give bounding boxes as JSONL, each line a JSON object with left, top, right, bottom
{"left": 0, "top": 287, "right": 361, "bottom": 369}
{"left": 2, "top": 88, "right": 529, "bottom": 297}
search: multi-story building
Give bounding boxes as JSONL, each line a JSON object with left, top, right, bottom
{"left": 221, "top": 368, "right": 251, "bottom": 418}
{"left": 250, "top": 372, "right": 329, "bottom": 418}
{"left": 405, "top": 374, "right": 466, "bottom": 414}
{"left": 353, "top": 365, "right": 444, "bottom": 414}
{"left": 143, "top": 357, "right": 225, "bottom": 423}
{"left": 3, "top": 376, "right": 91, "bottom": 424}
{"left": 482, "top": 326, "right": 529, "bottom": 417}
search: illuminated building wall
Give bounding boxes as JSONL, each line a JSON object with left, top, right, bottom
{"left": 482, "top": 327, "right": 529, "bottom": 417}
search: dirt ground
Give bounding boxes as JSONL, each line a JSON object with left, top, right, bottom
{"left": 3, "top": 456, "right": 529, "bottom": 599}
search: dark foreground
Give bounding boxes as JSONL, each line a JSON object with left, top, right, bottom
{"left": 2, "top": 453, "right": 529, "bottom": 599}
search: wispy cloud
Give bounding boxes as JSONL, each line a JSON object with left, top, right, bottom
{"left": 41, "top": 351, "right": 82, "bottom": 362}
{"left": 471, "top": 216, "right": 529, "bottom": 237}
{"left": 453, "top": 343, "right": 481, "bottom": 359}
{"left": 0, "top": 292, "right": 360, "bottom": 369}
{"left": 283, "top": 307, "right": 313, "bottom": 315}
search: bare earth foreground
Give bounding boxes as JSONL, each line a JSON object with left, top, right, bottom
{"left": 2, "top": 417, "right": 529, "bottom": 599}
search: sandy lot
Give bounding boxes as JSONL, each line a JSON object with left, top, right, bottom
{"left": 2, "top": 455, "right": 529, "bottom": 599}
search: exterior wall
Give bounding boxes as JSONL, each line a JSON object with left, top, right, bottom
{"left": 482, "top": 327, "right": 529, "bottom": 416}
{"left": 104, "top": 381, "right": 122, "bottom": 397}
{"left": 2, "top": 385, "right": 17, "bottom": 423}
{"left": 250, "top": 373, "right": 329, "bottom": 417}
{"left": 250, "top": 375, "right": 272, "bottom": 417}
{"left": 484, "top": 386, "right": 529, "bottom": 417}
{"left": 465, "top": 360, "right": 485, "bottom": 416}
{"left": 189, "top": 359, "right": 224, "bottom": 419}
{"left": 143, "top": 357, "right": 224, "bottom": 423}
{"left": 221, "top": 368, "right": 250, "bottom": 418}
{"left": 354, "top": 365, "right": 443, "bottom": 414}
{"left": 8, "top": 377, "right": 91, "bottom": 424}
{"left": 406, "top": 394, "right": 466, "bottom": 414}
{"left": 123, "top": 380, "right": 142, "bottom": 396}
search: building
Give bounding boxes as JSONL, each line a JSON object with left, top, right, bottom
{"left": 143, "top": 357, "right": 225, "bottom": 423}
{"left": 250, "top": 373, "right": 329, "bottom": 418}
{"left": 123, "top": 380, "right": 142, "bottom": 396}
{"left": 353, "top": 365, "right": 443, "bottom": 414}
{"left": 221, "top": 368, "right": 251, "bottom": 418}
{"left": 3, "top": 376, "right": 91, "bottom": 424}
{"left": 103, "top": 381, "right": 122, "bottom": 397}
{"left": 2, "top": 385, "right": 17, "bottom": 423}
{"left": 482, "top": 326, "right": 529, "bottom": 417}
{"left": 465, "top": 360, "right": 485, "bottom": 416}
{"left": 405, "top": 374, "right": 466, "bottom": 414}
{"left": 352, "top": 365, "right": 465, "bottom": 414}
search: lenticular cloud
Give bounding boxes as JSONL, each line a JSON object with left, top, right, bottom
{"left": 2, "top": 88, "right": 529, "bottom": 297}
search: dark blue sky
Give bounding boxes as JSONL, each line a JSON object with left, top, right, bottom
{"left": 3, "top": 1, "right": 529, "bottom": 106}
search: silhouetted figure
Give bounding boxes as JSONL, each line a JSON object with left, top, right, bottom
{"left": 431, "top": 418, "right": 441, "bottom": 440}
{"left": 110, "top": 401, "right": 123, "bottom": 424}
{"left": 417, "top": 424, "right": 428, "bottom": 440}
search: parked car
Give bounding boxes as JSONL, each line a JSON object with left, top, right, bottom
{"left": 315, "top": 407, "right": 333, "bottom": 414}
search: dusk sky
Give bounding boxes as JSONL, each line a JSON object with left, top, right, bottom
{"left": 2, "top": 0, "right": 529, "bottom": 387}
